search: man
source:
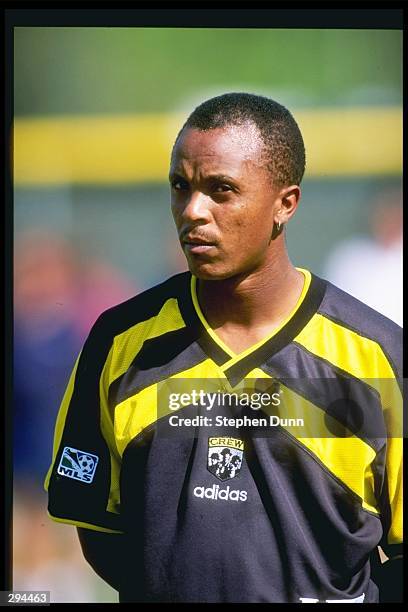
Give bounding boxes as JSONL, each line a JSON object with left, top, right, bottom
{"left": 208, "top": 451, "right": 221, "bottom": 476}
{"left": 44, "top": 93, "right": 402, "bottom": 603}
{"left": 229, "top": 454, "right": 242, "bottom": 479}
{"left": 217, "top": 447, "right": 233, "bottom": 481}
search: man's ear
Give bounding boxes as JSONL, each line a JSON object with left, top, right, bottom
{"left": 269, "top": 185, "right": 301, "bottom": 242}
{"left": 275, "top": 185, "right": 301, "bottom": 225}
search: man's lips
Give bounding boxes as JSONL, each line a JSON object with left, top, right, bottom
{"left": 183, "top": 242, "right": 216, "bottom": 254}
{"left": 182, "top": 236, "right": 218, "bottom": 254}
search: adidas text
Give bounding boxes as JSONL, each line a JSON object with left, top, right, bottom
{"left": 193, "top": 484, "right": 248, "bottom": 502}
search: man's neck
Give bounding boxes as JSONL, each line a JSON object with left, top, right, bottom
{"left": 196, "top": 253, "right": 305, "bottom": 349}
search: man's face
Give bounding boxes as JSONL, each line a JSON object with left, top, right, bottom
{"left": 224, "top": 451, "right": 231, "bottom": 462}
{"left": 170, "top": 123, "right": 282, "bottom": 280}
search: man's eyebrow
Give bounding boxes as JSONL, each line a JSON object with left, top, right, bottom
{"left": 168, "top": 171, "right": 184, "bottom": 181}
{"left": 204, "top": 174, "right": 238, "bottom": 183}
{"left": 168, "top": 172, "right": 238, "bottom": 183}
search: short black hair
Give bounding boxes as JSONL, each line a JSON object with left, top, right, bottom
{"left": 175, "top": 92, "right": 306, "bottom": 186}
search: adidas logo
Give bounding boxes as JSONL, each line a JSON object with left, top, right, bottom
{"left": 193, "top": 484, "right": 248, "bottom": 502}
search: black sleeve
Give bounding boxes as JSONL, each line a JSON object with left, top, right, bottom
{"left": 44, "top": 313, "right": 123, "bottom": 533}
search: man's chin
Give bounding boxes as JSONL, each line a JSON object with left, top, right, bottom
{"left": 187, "top": 260, "right": 235, "bottom": 281}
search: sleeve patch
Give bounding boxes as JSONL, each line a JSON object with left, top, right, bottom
{"left": 57, "top": 446, "right": 99, "bottom": 483}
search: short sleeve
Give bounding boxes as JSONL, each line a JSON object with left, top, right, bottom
{"left": 44, "top": 314, "right": 124, "bottom": 534}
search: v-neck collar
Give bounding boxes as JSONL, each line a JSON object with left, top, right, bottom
{"left": 177, "top": 268, "right": 327, "bottom": 386}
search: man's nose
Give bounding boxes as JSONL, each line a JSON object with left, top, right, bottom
{"left": 181, "top": 191, "right": 212, "bottom": 223}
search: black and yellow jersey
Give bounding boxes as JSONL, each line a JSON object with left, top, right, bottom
{"left": 44, "top": 268, "right": 402, "bottom": 603}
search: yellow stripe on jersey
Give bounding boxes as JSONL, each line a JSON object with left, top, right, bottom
{"left": 108, "top": 297, "right": 186, "bottom": 384}
{"left": 43, "top": 353, "right": 81, "bottom": 492}
{"left": 99, "top": 344, "right": 122, "bottom": 515}
{"left": 383, "top": 436, "right": 403, "bottom": 544}
{"left": 114, "top": 359, "right": 226, "bottom": 458}
{"left": 295, "top": 312, "right": 398, "bottom": 380}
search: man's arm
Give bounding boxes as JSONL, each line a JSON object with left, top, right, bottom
{"left": 77, "top": 528, "right": 125, "bottom": 592}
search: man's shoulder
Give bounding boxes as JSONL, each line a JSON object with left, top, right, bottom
{"left": 316, "top": 275, "right": 402, "bottom": 374}
{"left": 318, "top": 276, "right": 402, "bottom": 338}
{"left": 90, "top": 271, "right": 191, "bottom": 339}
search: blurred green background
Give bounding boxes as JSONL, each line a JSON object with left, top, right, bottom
{"left": 14, "top": 28, "right": 402, "bottom": 114}
{"left": 13, "top": 27, "right": 402, "bottom": 603}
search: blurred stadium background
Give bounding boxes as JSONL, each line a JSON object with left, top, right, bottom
{"left": 13, "top": 28, "right": 402, "bottom": 602}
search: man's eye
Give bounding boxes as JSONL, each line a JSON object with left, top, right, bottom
{"left": 213, "top": 184, "right": 232, "bottom": 193}
{"left": 171, "top": 179, "right": 188, "bottom": 191}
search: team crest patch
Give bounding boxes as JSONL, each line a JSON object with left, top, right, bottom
{"left": 57, "top": 446, "right": 99, "bottom": 483}
{"left": 207, "top": 437, "right": 244, "bottom": 481}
